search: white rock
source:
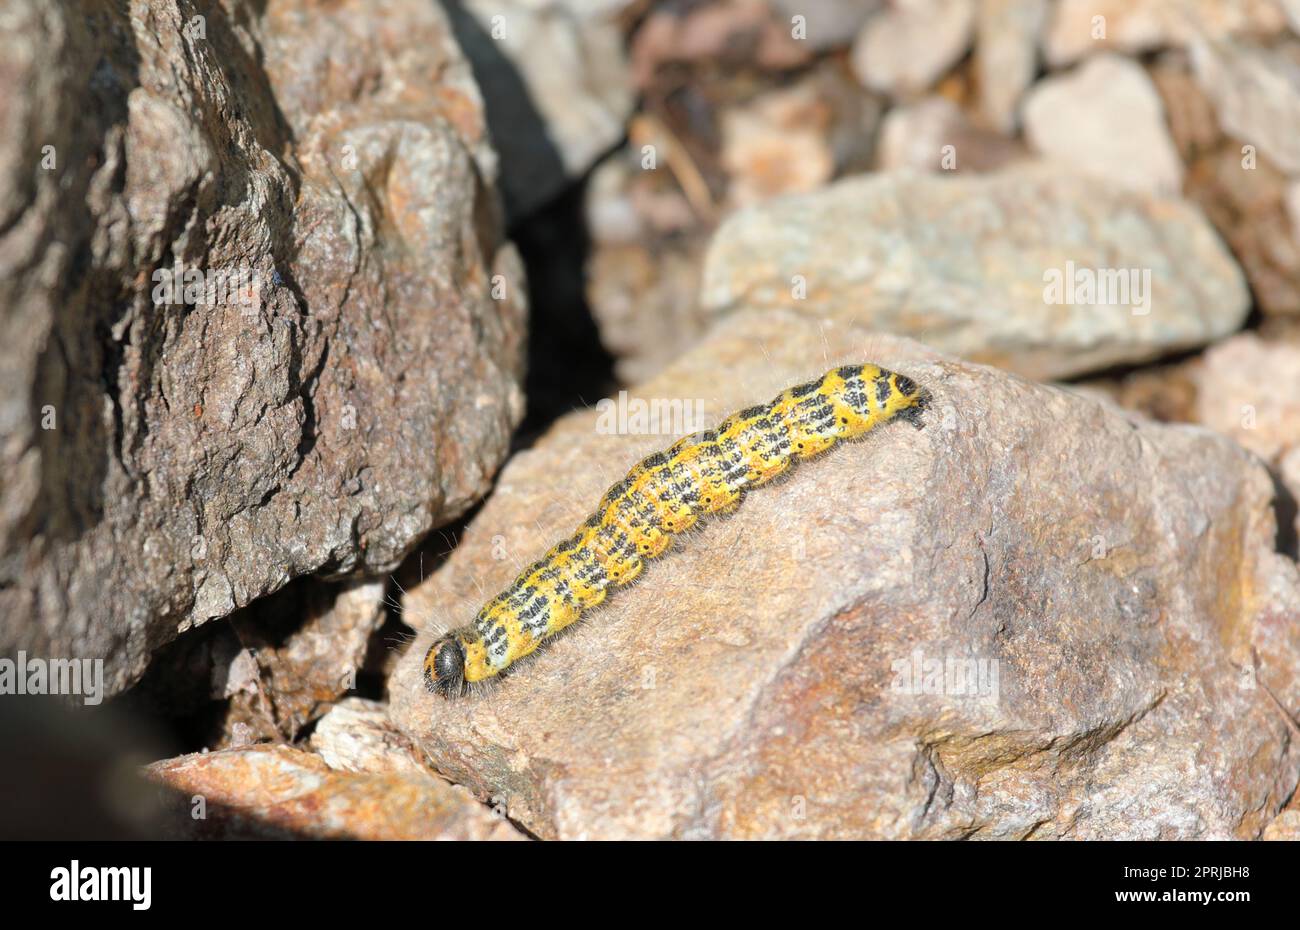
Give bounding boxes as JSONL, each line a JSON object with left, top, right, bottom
{"left": 1023, "top": 53, "right": 1184, "bottom": 195}
{"left": 851, "top": 0, "right": 975, "bottom": 97}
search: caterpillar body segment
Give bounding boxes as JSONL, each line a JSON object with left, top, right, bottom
{"left": 424, "top": 363, "right": 928, "bottom": 696}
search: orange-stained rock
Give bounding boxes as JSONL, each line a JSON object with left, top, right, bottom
{"left": 390, "top": 310, "right": 1300, "bottom": 839}
{"left": 146, "top": 744, "right": 525, "bottom": 840}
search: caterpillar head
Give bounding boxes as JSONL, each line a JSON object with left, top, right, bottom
{"left": 890, "top": 372, "right": 930, "bottom": 429}
{"left": 423, "top": 634, "right": 466, "bottom": 696}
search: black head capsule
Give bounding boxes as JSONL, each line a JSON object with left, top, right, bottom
{"left": 423, "top": 635, "right": 466, "bottom": 696}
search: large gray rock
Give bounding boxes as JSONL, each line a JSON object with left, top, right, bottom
{"left": 700, "top": 166, "right": 1249, "bottom": 380}
{"left": 0, "top": 0, "right": 526, "bottom": 696}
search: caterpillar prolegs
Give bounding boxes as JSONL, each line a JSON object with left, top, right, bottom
{"left": 423, "top": 363, "right": 929, "bottom": 696}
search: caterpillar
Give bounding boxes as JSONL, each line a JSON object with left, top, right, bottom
{"left": 423, "top": 363, "right": 929, "bottom": 696}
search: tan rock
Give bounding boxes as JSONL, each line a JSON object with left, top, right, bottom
{"left": 720, "top": 81, "right": 837, "bottom": 208}
{"left": 875, "top": 96, "right": 1026, "bottom": 173}
{"left": 1190, "top": 37, "right": 1300, "bottom": 176}
{"left": 1193, "top": 333, "right": 1300, "bottom": 462}
{"left": 852, "top": 0, "right": 976, "bottom": 97}
{"left": 220, "top": 580, "right": 387, "bottom": 745}
{"left": 390, "top": 311, "right": 1300, "bottom": 839}
{"left": 309, "top": 697, "right": 432, "bottom": 776}
{"left": 1262, "top": 809, "right": 1300, "bottom": 839}
{"left": 1022, "top": 54, "right": 1184, "bottom": 195}
{"left": 146, "top": 744, "right": 525, "bottom": 840}
{"left": 1152, "top": 50, "right": 1300, "bottom": 317}
{"left": 700, "top": 165, "right": 1248, "bottom": 380}
{"left": 974, "top": 0, "right": 1047, "bottom": 133}
{"left": 630, "top": 0, "right": 813, "bottom": 87}
{"left": 1043, "top": 0, "right": 1289, "bottom": 66}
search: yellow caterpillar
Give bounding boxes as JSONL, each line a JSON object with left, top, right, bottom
{"left": 423, "top": 363, "right": 928, "bottom": 696}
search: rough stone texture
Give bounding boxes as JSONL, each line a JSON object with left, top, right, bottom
{"left": 309, "top": 697, "right": 432, "bottom": 775}
{"left": 875, "top": 96, "right": 1026, "bottom": 174}
{"left": 219, "top": 580, "right": 387, "bottom": 745}
{"left": 391, "top": 311, "right": 1300, "bottom": 839}
{"left": 1190, "top": 37, "right": 1300, "bottom": 177}
{"left": 699, "top": 166, "right": 1249, "bottom": 380}
{"left": 1042, "top": 0, "right": 1290, "bottom": 67}
{"left": 1023, "top": 54, "right": 1184, "bottom": 196}
{"left": 449, "top": 0, "right": 634, "bottom": 220}
{"left": 146, "top": 743, "right": 525, "bottom": 839}
{"left": 0, "top": 0, "right": 526, "bottom": 696}
{"left": 974, "top": 0, "right": 1047, "bottom": 133}
{"left": 851, "top": 0, "right": 975, "bottom": 98}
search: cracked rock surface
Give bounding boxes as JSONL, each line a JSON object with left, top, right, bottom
{"left": 0, "top": 0, "right": 526, "bottom": 695}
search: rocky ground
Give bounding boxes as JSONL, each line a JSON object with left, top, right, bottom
{"left": 2, "top": 0, "right": 1299, "bottom": 840}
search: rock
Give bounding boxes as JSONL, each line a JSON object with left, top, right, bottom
{"left": 220, "top": 580, "right": 388, "bottom": 744}
{"left": 1192, "top": 333, "right": 1300, "bottom": 463}
{"left": 146, "top": 744, "right": 525, "bottom": 839}
{"left": 1150, "top": 50, "right": 1228, "bottom": 161}
{"left": 1022, "top": 54, "right": 1184, "bottom": 195}
{"left": 584, "top": 63, "right": 883, "bottom": 384}
{"left": 390, "top": 311, "right": 1300, "bottom": 839}
{"left": 699, "top": 165, "right": 1249, "bottom": 380}
{"left": 852, "top": 0, "right": 976, "bottom": 97}
{"left": 1042, "top": 0, "right": 1289, "bottom": 67}
{"left": 0, "top": 0, "right": 526, "bottom": 697}
{"left": 309, "top": 697, "right": 432, "bottom": 775}
{"left": 719, "top": 80, "right": 837, "bottom": 208}
{"left": 1281, "top": 447, "right": 1300, "bottom": 550}
{"left": 1263, "top": 808, "right": 1300, "bottom": 840}
{"left": 974, "top": 0, "right": 1047, "bottom": 133}
{"left": 769, "top": 0, "right": 883, "bottom": 51}
{"left": 447, "top": 0, "right": 635, "bottom": 221}
{"left": 582, "top": 152, "right": 712, "bottom": 385}
{"left": 1153, "top": 51, "right": 1300, "bottom": 317}
{"left": 875, "top": 96, "right": 1026, "bottom": 173}
{"left": 1190, "top": 37, "right": 1300, "bottom": 177}
{"left": 630, "top": 0, "right": 813, "bottom": 89}
{"left": 1190, "top": 148, "right": 1300, "bottom": 317}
